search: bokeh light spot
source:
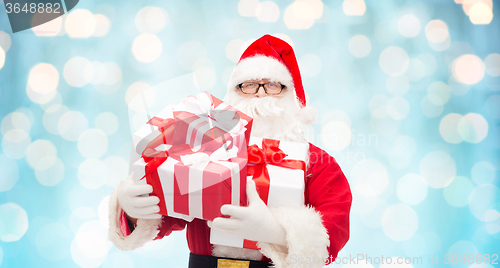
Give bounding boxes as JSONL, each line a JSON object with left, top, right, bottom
{"left": 421, "top": 95, "right": 444, "bottom": 118}
{"left": 351, "top": 159, "right": 389, "bottom": 197}
{"left": 379, "top": 46, "right": 410, "bottom": 76}
{"left": 425, "top": 20, "right": 449, "bottom": 43}
{"left": 321, "top": 121, "right": 351, "bottom": 151}
{"left": 471, "top": 161, "right": 496, "bottom": 185}
{"left": 386, "top": 75, "right": 409, "bottom": 96}
{"left": 397, "top": 14, "right": 421, "bottom": 38}
{"left": 1, "top": 112, "right": 32, "bottom": 135}
{"left": 419, "top": 151, "right": 456, "bottom": 188}
{"left": 427, "top": 81, "right": 450, "bottom": 105}
{"left": 256, "top": 1, "right": 280, "bottom": 22}
{"left": 343, "top": 0, "right": 366, "bottom": 16}
{"left": 386, "top": 96, "right": 410, "bottom": 120}
{"left": 43, "top": 105, "right": 70, "bottom": 135}
{"left": 1, "top": 129, "right": 31, "bottom": 159}
{"left": 484, "top": 53, "right": 500, "bottom": 76}
{"left": 77, "top": 129, "right": 108, "bottom": 158}
{"left": 65, "top": 9, "right": 96, "bottom": 38}
{"left": 132, "top": 33, "right": 162, "bottom": 63}
{"left": 95, "top": 112, "right": 119, "bottom": 136}
{"left": 238, "top": 0, "right": 259, "bottom": 17}
{"left": 27, "top": 139, "right": 57, "bottom": 171}
{"left": 299, "top": 53, "right": 322, "bottom": 77}
{"left": 64, "top": 57, "right": 94, "bottom": 88}
{"left": 458, "top": 113, "right": 488, "bottom": 143}
{"left": 452, "top": 54, "right": 485, "bottom": 85}
{"left": 58, "top": 111, "right": 89, "bottom": 141}
{"left": 0, "top": 203, "right": 29, "bottom": 242}
{"left": 469, "top": 184, "right": 499, "bottom": 222}
{"left": 381, "top": 204, "right": 418, "bottom": 241}
{"left": 397, "top": 174, "right": 428, "bottom": 205}
{"left": 177, "top": 41, "right": 207, "bottom": 71}
{"left": 135, "top": 6, "right": 168, "bottom": 33}
{"left": 35, "top": 157, "right": 65, "bottom": 187}
{"left": 440, "top": 113, "right": 464, "bottom": 143}
{"left": 126, "top": 82, "right": 155, "bottom": 112}
{"left": 36, "top": 222, "right": 72, "bottom": 261}
{"left": 225, "top": 39, "right": 245, "bottom": 63}
{"left": 348, "top": 35, "right": 371, "bottom": 58}
{"left": 469, "top": 3, "right": 493, "bottom": 24}
{"left": 92, "top": 14, "right": 111, "bottom": 37}
{"left": 104, "top": 156, "right": 128, "bottom": 187}
{"left": 0, "top": 31, "right": 11, "bottom": 52}
{"left": 0, "top": 155, "right": 19, "bottom": 192}
{"left": 78, "top": 158, "right": 107, "bottom": 190}
{"left": 71, "top": 221, "right": 110, "bottom": 267}
{"left": 193, "top": 67, "right": 217, "bottom": 90}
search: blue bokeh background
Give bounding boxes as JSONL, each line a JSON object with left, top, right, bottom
{"left": 0, "top": 0, "right": 499, "bottom": 267}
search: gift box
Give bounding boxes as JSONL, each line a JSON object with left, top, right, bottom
{"left": 131, "top": 142, "right": 248, "bottom": 221}
{"left": 130, "top": 92, "right": 253, "bottom": 221}
{"left": 210, "top": 137, "right": 309, "bottom": 249}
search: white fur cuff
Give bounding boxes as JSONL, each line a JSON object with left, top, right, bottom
{"left": 258, "top": 206, "right": 329, "bottom": 268}
{"left": 108, "top": 181, "right": 162, "bottom": 251}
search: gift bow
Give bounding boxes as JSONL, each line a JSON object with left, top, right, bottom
{"left": 246, "top": 139, "right": 306, "bottom": 204}
{"left": 180, "top": 141, "right": 238, "bottom": 171}
{"left": 174, "top": 92, "right": 246, "bottom": 136}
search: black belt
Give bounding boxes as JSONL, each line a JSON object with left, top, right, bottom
{"left": 188, "top": 253, "right": 272, "bottom": 268}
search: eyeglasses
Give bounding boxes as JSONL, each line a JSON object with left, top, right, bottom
{"left": 237, "top": 82, "right": 286, "bottom": 95}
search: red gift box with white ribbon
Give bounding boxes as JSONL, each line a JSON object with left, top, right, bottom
{"left": 130, "top": 92, "right": 253, "bottom": 221}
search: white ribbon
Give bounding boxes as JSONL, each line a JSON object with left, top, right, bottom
{"left": 178, "top": 140, "right": 242, "bottom": 219}
{"left": 180, "top": 141, "right": 238, "bottom": 171}
{"left": 174, "top": 92, "right": 247, "bottom": 136}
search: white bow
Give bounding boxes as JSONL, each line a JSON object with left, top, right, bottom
{"left": 180, "top": 141, "right": 239, "bottom": 170}
{"left": 174, "top": 92, "right": 246, "bottom": 136}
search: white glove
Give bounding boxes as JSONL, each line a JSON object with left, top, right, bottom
{"left": 117, "top": 172, "right": 162, "bottom": 220}
{"left": 212, "top": 179, "right": 287, "bottom": 246}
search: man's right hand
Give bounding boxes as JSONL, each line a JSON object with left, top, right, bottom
{"left": 117, "top": 172, "right": 162, "bottom": 220}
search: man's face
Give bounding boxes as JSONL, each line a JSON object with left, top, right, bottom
{"left": 237, "top": 79, "right": 285, "bottom": 99}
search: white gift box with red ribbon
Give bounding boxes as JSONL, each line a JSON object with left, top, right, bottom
{"left": 210, "top": 136, "right": 309, "bottom": 249}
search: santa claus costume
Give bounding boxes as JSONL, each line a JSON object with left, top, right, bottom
{"left": 108, "top": 35, "right": 352, "bottom": 268}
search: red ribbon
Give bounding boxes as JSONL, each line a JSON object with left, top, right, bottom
{"left": 139, "top": 116, "right": 201, "bottom": 216}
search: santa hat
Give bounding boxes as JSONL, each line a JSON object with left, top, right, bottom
{"left": 227, "top": 34, "right": 317, "bottom": 125}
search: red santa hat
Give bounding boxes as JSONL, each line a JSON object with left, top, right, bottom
{"left": 227, "top": 34, "right": 317, "bottom": 125}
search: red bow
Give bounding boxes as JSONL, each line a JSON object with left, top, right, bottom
{"left": 246, "top": 138, "right": 306, "bottom": 204}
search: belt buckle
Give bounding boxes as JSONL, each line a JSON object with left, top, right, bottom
{"left": 217, "top": 259, "right": 250, "bottom": 268}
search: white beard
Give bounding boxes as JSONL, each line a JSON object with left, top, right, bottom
{"left": 223, "top": 89, "right": 306, "bottom": 143}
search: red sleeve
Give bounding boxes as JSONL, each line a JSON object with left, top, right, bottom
{"left": 154, "top": 216, "right": 188, "bottom": 240}
{"left": 118, "top": 210, "right": 188, "bottom": 239}
{"left": 306, "top": 143, "right": 352, "bottom": 261}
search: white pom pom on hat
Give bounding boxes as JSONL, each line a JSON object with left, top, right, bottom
{"left": 227, "top": 34, "right": 317, "bottom": 125}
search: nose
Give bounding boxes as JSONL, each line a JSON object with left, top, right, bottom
{"left": 254, "top": 85, "right": 267, "bottom": 97}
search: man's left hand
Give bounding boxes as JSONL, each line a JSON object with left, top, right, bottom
{"left": 211, "top": 179, "right": 287, "bottom": 246}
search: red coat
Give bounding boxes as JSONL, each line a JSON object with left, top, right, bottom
{"left": 117, "top": 143, "right": 352, "bottom": 263}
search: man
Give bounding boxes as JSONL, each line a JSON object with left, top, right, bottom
{"left": 108, "top": 35, "right": 352, "bottom": 268}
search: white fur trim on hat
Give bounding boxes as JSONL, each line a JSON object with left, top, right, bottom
{"left": 228, "top": 55, "right": 294, "bottom": 94}
{"left": 258, "top": 206, "right": 329, "bottom": 268}
{"left": 298, "top": 106, "right": 317, "bottom": 125}
{"left": 108, "top": 181, "right": 162, "bottom": 251}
